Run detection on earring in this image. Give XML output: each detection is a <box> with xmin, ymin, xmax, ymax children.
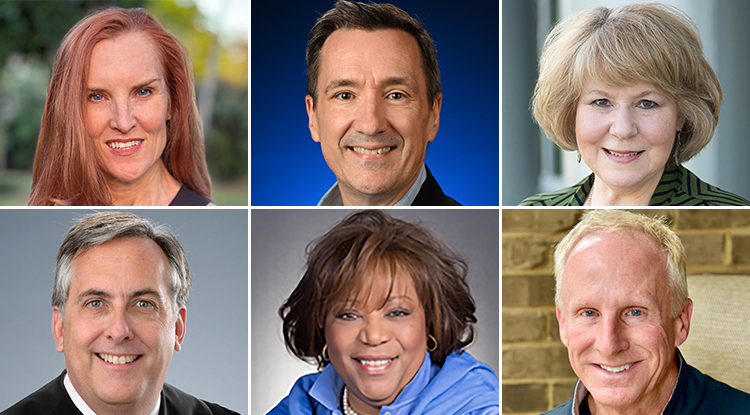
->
<box><xmin>322</xmin><ymin>344</ymin><xmax>329</xmax><ymax>360</ymax></box>
<box><xmin>427</xmin><ymin>334</ymin><xmax>438</xmax><ymax>352</ymax></box>
<box><xmin>576</xmin><ymin>150</ymin><xmax>582</xmax><ymax>164</ymax></box>
<box><xmin>674</xmin><ymin>130</ymin><xmax>682</xmax><ymax>165</ymax></box>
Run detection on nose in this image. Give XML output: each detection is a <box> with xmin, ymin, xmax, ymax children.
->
<box><xmin>358</xmin><ymin>317</ymin><xmax>391</xmax><ymax>346</ymax></box>
<box><xmin>352</xmin><ymin>93</ymin><xmax>388</xmax><ymax>136</ymax></box>
<box><xmin>104</xmin><ymin>309</ymin><xmax>133</xmax><ymax>343</ymax></box>
<box><xmin>595</xmin><ymin>314</ymin><xmax>629</xmax><ymax>356</ymax></box>
<box><xmin>609</xmin><ymin>106</ymin><xmax>638</xmax><ymax>139</ymax></box>
<box><xmin>109</xmin><ymin>99</ymin><xmax>137</xmax><ymax>134</ymax></box>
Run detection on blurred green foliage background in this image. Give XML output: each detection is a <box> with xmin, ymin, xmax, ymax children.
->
<box><xmin>0</xmin><ymin>0</ymin><xmax>248</xmax><ymax>205</ymax></box>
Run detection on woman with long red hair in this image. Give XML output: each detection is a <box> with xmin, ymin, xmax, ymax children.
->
<box><xmin>28</xmin><ymin>7</ymin><xmax>212</xmax><ymax>206</ymax></box>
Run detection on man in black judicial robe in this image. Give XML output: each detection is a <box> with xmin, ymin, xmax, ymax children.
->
<box><xmin>1</xmin><ymin>212</ymin><xmax>240</xmax><ymax>415</ymax></box>
<box><xmin>2</xmin><ymin>371</ymin><xmax>238</xmax><ymax>415</ymax></box>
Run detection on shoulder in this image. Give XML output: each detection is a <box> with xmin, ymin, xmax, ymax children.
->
<box><xmin>266</xmin><ymin>372</ymin><xmax>322</xmax><ymax>415</ymax></box>
<box><xmin>413</xmin><ymin>165</ymin><xmax>462</xmax><ymax>206</ymax></box>
<box><xmin>655</xmin><ymin>166</ymin><xmax>750</xmax><ymax>206</ymax></box>
<box><xmin>416</xmin><ymin>351</ymin><xmax>498</xmax><ymax>414</ymax></box>
<box><xmin>162</xmin><ymin>383</ymin><xmax>240</xmax><ymax>415</ymax></box>
<box><xmin>2</xmin><ymin>373</ymin><xmax>77</xmax><ymax>415</ymax></box>
<box><xmin>169</xmin><ymin>185</ymin><xmax>213</xmax><ymax>206</ymax></box>
<box><xmin>519</xmin><ymin>176</ymin><xmax>591</xmax><ymax>206</ymax></box>
<box><xmin>693</xmin><ymin>368</ymin><xmax>750</xmax><ymax>412</ymax></box>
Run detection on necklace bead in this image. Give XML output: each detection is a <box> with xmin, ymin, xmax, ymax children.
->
<box><xmin>342</xmin><ymin>386</ymin><xmax>360</xmax><ymax>415</ymax></box>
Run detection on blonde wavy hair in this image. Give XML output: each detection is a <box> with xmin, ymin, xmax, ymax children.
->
<box><xmin>532</xmin><ymin>3</ymin><xmax>721</xmax><ymax>165</ymax></box>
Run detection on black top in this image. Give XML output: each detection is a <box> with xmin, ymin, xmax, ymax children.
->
<box><xmin>412</xmin><ymin>165</ymin><xmax>462</xmax><ymax>206</ymax></box>
<box><xmin>543</xmin><ymin>350</ymin><xmax>750</xmax><ymax>414</ymax></box>
<box><xmin>169</xmin><ymin>185</ymin><xmax>213</xmax><ymax>206</ymax></box>
<box><xmin>1</xmin><ymin>371</ymin><xmax>240</xmax><ymax>415</ymax></box>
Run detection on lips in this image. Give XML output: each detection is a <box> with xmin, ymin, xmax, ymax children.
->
<box><xmin>351</xmin><ymin>146</ymin><xmax>394</xmax><ymax>155</ymax></box>
<box><xmin>604</xmin><ymin>148</ymin><xmax>644</xmax><ymax>157</ymax></box>
<box><xmin>97</xmin><ymin>353</ymin><xmax>142</xmax><ymax>365</ymax></box>
<box><xmin>353</xmin><ymin>356</ymin><xmax>396</xmax><ymax>374</ymax></box>
<box><xmin>105</xmin><ymin>139</ymin><xmax>144</xmax><ymax>156</ymax></box>
<box><xmin>597</xmin><ymin>362</ymin><xmax>635</xmax><ymax>374</ymax></box>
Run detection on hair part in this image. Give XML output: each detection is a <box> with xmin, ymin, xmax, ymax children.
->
<box><xmin>53</xmin><ymin>212</ymin><xmax>192</xmax><ymax>321</ymax></box>
<box><xmin>279</xmin><ymin>210</ymin><xmax>476</xmax><ymax>369</ymax></box>
<box><xmin>532</xmin><ymin>3</ymin><xmax>721</xmax><ymax>164</ymax></box>
<box><xmin>306</xmin><ymin>0</ymin><xmax>441</xmax><ymax>109</ymax></box>
<box><xmin>554</xmin><ymin>210</ymin><xmax>688</xmax><ymax>318</ymax></box>
<box><xmin>28</xmin><ymin>6</ymin><xmax>211</xmax><ymax>205</ymax></box>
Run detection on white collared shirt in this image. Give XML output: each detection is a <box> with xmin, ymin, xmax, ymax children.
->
<box><xmin>64</xmin><ymin>373</ymin><xmax>160</xmax><ymax>415</ymax></box>
<box><xmin>317</xmin><ymin>163</ymin><xmax>427</xmax><ymax>206</ymax></box>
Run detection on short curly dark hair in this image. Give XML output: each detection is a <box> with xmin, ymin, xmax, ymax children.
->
<box><xmin>279</xmin><ymin>210</ymin><xmax>476</xmax><ymax>369</ymax></box>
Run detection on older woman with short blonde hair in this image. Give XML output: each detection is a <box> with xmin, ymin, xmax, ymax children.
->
<box><xmin>521</xmin><ymin>3</ymin><xmax>749</xmax><ymax>206</ymax></box>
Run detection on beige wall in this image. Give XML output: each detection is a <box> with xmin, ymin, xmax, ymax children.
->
<box><xmin>502</xmin><ymin>209</ymin><xmax>750</xmax><ymax>414</ymax></box>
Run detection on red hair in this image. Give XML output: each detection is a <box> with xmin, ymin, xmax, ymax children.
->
<box><xmin>28</xmin><ymin>7</ymin><xmax>211</xmax><ymax>205</ymax></box>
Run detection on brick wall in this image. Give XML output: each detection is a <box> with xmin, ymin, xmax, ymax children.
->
<box><xmin>501</xmin><ymin>209</ymin><xmax>750</xmax><ymax>414</ymax></box>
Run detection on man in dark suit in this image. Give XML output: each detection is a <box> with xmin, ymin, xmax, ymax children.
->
<box><xmin>306</xmin><ymin>1</ymin><xmax>460</xmax><ymax>206</ymax></box>
<box><xmin>2</xmin><ymin>212</ymin><xmax>238</xmax><ymax>415</ymax></box>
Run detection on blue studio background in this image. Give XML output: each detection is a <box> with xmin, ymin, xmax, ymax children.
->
<box><xmin>251</xmin><ymin>0</ymin><xmax>499</xmax><ymax>206</ymax></box>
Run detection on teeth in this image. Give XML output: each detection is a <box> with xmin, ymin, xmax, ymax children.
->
<box><xmin>358</xmin><ymin>358</ymin><xmax>393</xmax><ymax>366</ymax></box>
<box><xmin>98</xmin><ymin>353</ymin><xmax>139</xmax><ymax>364</ymax></box>
<box><xmin>606</xmin><ymin>149</ymin><xmax>641</xmax><ymax>157</ymax></box>
<box><xmin>352</xmin><ymin>146</ymin><xmax>393</xmax><ymax>155</ymax></box>
<box><xmin>107</xmin><ymin>140</ymin><xmax>142</xmax><ymax>150</ymax></box>
<box><xmin>599</xmin><ymin>363</ymin><xmax>633</xmax><ymax>373</ymax></box>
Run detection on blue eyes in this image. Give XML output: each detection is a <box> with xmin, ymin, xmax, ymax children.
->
<box><xmin>89</xmin><ymin>300</ymin><xmax>103</xmax><ymax>308</ymax></box>
<box><xmin>580</xmin><ymin>309</ymin><xmax>643</xmax><ymax>317</ymax></box>
<box><xmin>87</xmin><ymin>88</ymin><xmax>152</xmax><ymax>102</ymax></box>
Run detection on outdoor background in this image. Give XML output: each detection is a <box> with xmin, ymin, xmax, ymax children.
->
<box><xmin>503</xmin><ymin>0</ymin><xmax>750</xmax><ymax>205</ymax></box>
<box><xmin>503</xmin><ymin>208</ymin><xmax>750</xmax><ymax>414</ymax></box>
<box><xmin>0</xmin><ymin>0</ymin><xmax>248</xmax><ymax>205</ymax></box>
<box><xmin>0</xmin><ymin>209</ymin><xmax>248</xmax><ymax>414</ymax></box>
<box><xmin>251</xmin><ymin>0</ymin><xmax>500</xmax><ymax>206</ymax></box>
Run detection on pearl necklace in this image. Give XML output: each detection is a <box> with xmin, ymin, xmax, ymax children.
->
<box><xmin>342</xmin><ymin>386</ymin><xmax>360</xmax><ymax>415</ymax></box>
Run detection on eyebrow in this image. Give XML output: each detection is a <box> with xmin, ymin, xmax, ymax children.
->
<box><xmin>76</xmin><ymin>288</ymin><xmax>162</xmax><ymax>303</ymax></box>
<box><xmin>323</xmin><ymin>76</ymin><xmax>418</xmax><ymax>95</ymax></box>
<box><xmin>86</xmin><ymin>78</ymin><xmax>161</xmax><ymax>92</ymax></box>
<box><xmin>583</xmin><ymin>89</ymin><xmax>663</xmax><ymax>99</ymax></box>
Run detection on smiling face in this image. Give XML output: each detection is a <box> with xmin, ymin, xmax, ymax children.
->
<box><xmin>556</xmin><ymin>231</ymin><xmax>691</xmax><ymax>414</ymax></box>
<box><xmin>576</xmin><ymin>80</ymin><xmax>683</xmax><ymax>196</ymax></box>
<box><xmin>306</xmin><ymin>28</ymin><xmax>441</xmax><ymax>206</ymax></box>
<box><xmin>84</xmin><ymin>31</ymin><xmax>171</xmax><ymax>188</ymax></box>
<box><xmin>53</xmin><ymin>237</ymin><xmax>185</xmax><ymax>415</ymax></box>
<box><xmin>324</xmin><ymin>264</ymin><xmax>427</xmax><ymax>413</ymax></box>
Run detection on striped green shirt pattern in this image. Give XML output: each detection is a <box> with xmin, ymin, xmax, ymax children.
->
<box><xmin>519</xmin><ymin>165</ymin><xmax>750</xmax><ymax>206</ymax></box>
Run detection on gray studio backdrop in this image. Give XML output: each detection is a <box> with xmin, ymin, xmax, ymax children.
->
<box><xmin>0</xmin><ymin>209</ymin><xmax>248</xmax><ymax>414</ymax></box>
<box><xmin>251</xmin><ymin>209</ymin><xmax>500</xmax><ymax>414</ymax></box>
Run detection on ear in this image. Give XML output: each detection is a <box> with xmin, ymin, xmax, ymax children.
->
<box><xmin>556</xmin><ymin>306</ymin><xmax>569</xmax><ymax>348</ymax></box>
<box><xmin>174</xmin><ymin>307</ymin><xmax>187</xmax><ymax>352</ymax></box>
<box><xmin>306</xmin><ymin>94</ymin><xmax>320</xmax><ymax>143</ymax></box>
<box><xmin>427</xmin><ymin>93</ymin><xmax>442</xmax><ymax>143</ymax></box>
<box><xmin>673</xmin><ymin>299</ymin><xmax>693</xmax><ymax>347</ymax></box>
<box><xmin>53</xmin><ymin>306</ymin><xmax>65</xmax><ymax>353</ymax></box>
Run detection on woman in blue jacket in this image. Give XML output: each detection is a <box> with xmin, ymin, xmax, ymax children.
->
<box><xmin>269</xmin><ymin>210</ymin><xmax>499</xmax><ymax>415</ymax></box>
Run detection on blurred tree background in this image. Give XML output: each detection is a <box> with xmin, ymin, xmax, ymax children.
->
<box><xmin>0</xmin><ymin>0</ymin><xmax>247</xmax><ymax>205</ymax></box>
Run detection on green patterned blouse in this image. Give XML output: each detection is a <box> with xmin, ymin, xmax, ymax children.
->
<box><xmin>519</xmin><ymin>165</ymin><xmax>750</xmax><ymax>206</ymax></box>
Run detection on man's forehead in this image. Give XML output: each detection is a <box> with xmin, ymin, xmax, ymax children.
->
<box><xmin>319</xmin><ymin>28</ymin><xmax>423</xmax><ymax>79</ymax></box>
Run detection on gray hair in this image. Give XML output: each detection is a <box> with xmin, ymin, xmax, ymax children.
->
<box><xmin>52</xmin><ymin>212</ymin><xmax>191</xmax><ymax>319</ymax></box>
